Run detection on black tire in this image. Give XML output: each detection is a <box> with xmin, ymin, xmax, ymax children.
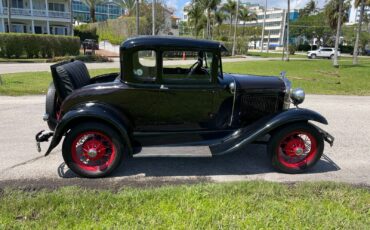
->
<box><xmin>311</xmin><ymin>54</ymin><xmax>316</xmax><ymax>59</ymax></box>
<box><xmin>267</xmin><ymin>122</ymin><xmax>324</xmax><ymax>174</ymax></box>
<box><xmin>330</xmin><ymin>54</ymin><xmax>334</xmax><ymax>59</ymax></box>
<box><xmin>62</xmin><ymin>122</ymin><xmax>126</xmax><ymax>178</ymax></box>
<box><xmin>45</xmin><ymin>82</ymin><xmax>58</xmax><ymax>130</ymax></box>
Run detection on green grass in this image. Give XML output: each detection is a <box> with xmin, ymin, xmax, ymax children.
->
<box><xmin>223</xmin><ymin>59</ymin><xmax>370</xmax><ymax>95</ymax></box>
<box><xmin>0</xmin><ymin>69</ymin><xmax>118</xmax><ymax>96</ymax></box>
<box><xmin>246</xmin><ymin>51</ymin><xmax>305</xmax><ymax>58</ymax></box>
<box><xmin>0</xmin><ymin>181</ymin><xmax>369</xmax><ymax>229</ymax></box>
<box><xmin>1</xmin><ymin>59</ymin><xmax>370</xmax><ymax>96</ymax></box>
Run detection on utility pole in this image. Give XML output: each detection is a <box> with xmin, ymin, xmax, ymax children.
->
<box><xmin>285</xmin><ymin>0</ymin><xmax>290</xmax><ymax>61</ymax></box>
<box><xmin>232</xmin><ymin>0</ymin><xmax>239</xmax><ymax>56</ymax></box>
<box><xmin>152</xmin><ymin>0</ymin><xmax>155</xmax><ymax>36</ymax></box>
<box><xmin>260</xmin><ymin>0</ymin><xmax>267</xmax><ymax>52</ymax></box>
<box><xmin>135</xmin><ymin>0</ymin><xmax>140</xmax><ymax>35</ymax></box>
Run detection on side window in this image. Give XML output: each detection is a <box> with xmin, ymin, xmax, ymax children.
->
<box><xmin>133</xmin><ymin>50</ymin><xmax>157</xmax><ymax>81</ymax></box>
<box><xmin>162</xmin><ymin>50</ymin><xmax>213</xmax><ymax>83</ymax></box>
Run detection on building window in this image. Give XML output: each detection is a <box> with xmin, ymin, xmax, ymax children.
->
<box><xmin>49</xmin><ymin>3</ymin><xmax>65</xmax><ymax>12</ymax></box>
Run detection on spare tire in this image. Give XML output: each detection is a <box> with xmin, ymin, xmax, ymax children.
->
<box><xmin>45</xmin><ymin>82</ymin><xmax>59</xmax><ymax>130</ymax></box>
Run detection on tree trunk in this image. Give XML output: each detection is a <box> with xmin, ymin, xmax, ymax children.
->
<box><xmin>333</xmin><ymin>0</ymin><xmax>343</xmax><ymax>68</ymax></box>
<box><xmin>136</xmin><ymin>0</ymin><xmax>139</xmax><ymax>35</ymax></box>
<box><xmin>353</xmin><ymin>0</ymin><xmax>365</xmax><ymax>65</ymax></box>
<box><xmin>229</xmin><ymin>15</ymin><xmax>233</xmax><ymax>37</ymax></box>
<box><xmin>207</xmin><ymin>9</ymin><xmax>211</xmax><ymax>39</ymax></box>
<box><xmin>152</xmin><ymin>0</ymin><xmax>155</xmax><ymax>35</ymax></box>
<box><xmin>7</xmin><ymin>0</ymin><xmax>11</xmax><ymax>33</ymax></box>
<box><xmin>232</xmin><ymin>0</ymin><xmax>239</xmax><ymax>56</ymax></box>
<box><xmin>90</xmin><ymin>6</ymin><xmax>96</xmax><ymax>23</ymax></box>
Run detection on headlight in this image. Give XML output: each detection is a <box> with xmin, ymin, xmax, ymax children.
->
<box><xmin>291</xmin><ymin>88</ymin><xmax>305</xmax><ymax>105</ymax></box>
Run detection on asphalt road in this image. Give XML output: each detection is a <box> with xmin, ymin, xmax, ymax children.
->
<box><xmin>0</xmin><ymin>95</ymin><xmax>369</xmax><ymax>187</ymax></box>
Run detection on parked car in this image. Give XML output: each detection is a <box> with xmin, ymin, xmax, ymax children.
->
<box><xmin>36</xmin><ymin>36</ymin><xmax>334</xmax><ymax>178</ymax></box>
<box><xmin>307</xmin><ymin>48</ymin><xmax>340</xmax><ymax>59</ymax></box>
<box><xmin>82</xmin><ymin>39</ymin><xmax>99</xmax><ymax>50</ymax></box>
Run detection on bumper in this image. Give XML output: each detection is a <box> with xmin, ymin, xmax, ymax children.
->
<box><xmin>35</xmin><ymin>130</ymin><xmax>54</xmax><ymax>152</ymax></box>
<box><xmin>310</xmin><ymin>123</ymin><xmax>334</xmax><ymax>147</ymax></box>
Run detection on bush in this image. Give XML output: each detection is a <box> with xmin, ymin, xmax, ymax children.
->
<box><xmin>297</xmin><ymin>44</ymin><xmax>317</xmax><ymax>51</ymax></box>
<box><xmin>0</xmin><ymin>33</ymin><xmax>80</xmax><ymax>58</ymax></box>
<box><xmin>339</xmin><ymin>45</ymin><xmax>354</xmax><ymax>54</ymax></box>
<box><xmin>47</xmin><ymin>54</ymin><xmax>112</xmax><ymax>63</ymax></box>
<box><xmin>74</xmin><ymin>25</ymin><xmax>99</xmax><ymax>42</ymax></box>
<box><xmin>221</xmin><ymin>38</ymin><xmax>249</xmax><ymax>56</ymax></box>
<box><xmin>288</xmin><ymin>45</ymin><xmax>296</xmax><ymax>55</ymax></box>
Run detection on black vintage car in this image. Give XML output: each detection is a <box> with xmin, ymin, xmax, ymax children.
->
<box><xmin>36</xmin><ymin>36</ymin><xmax>334</xmax><ymax>178</ymax></box>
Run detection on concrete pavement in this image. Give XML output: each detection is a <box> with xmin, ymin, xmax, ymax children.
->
<box><xmin>0</xmin><ymin>95</ymin><xmax>369</xmax><ymax>186</ymax></box>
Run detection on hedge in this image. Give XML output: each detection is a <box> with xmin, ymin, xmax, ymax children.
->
<box><xmin>0</xmin><ymin>33</ymin><xmax>80</xmax><ymax>58</ymax></box>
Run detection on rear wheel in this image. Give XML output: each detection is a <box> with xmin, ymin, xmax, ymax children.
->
<box><xmin>330</xmin><ymin>54</ymin><xmax>334</xmax><ymax>59</ymax></box>
<box><xmin>268</xmin><ymin>123</ymin><xmax>324</xmax><ymax>173</ymax></box>
<box><xmin>62</xmin><ymin>122</ymin><xmax>125</xmax><ymax>178</ymax></box>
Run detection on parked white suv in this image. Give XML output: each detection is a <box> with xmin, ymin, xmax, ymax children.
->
<box><xmin>307</xmin><ymin>48</ymin><xmax>340</xmax><ymax>59</ymax></box>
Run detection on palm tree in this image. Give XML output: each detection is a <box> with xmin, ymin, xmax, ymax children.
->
<box><xmin>114</xmin><ymin>0</ymin><xmax>136</xmax><ymax>16</ymax></box>
<box><xmin>299</xmin><ymin>0</ymin><xmax>317</xmax><ymax>18</ymax></box>
<box><xmin>6</xmin><ymin>0</ymin><xmax>11</xmax><ymax>32</ymax></box>
<box><xmin>231</xmin><ymin>0</ymin><xmax>239</xmax><ymax>56</ymax></box>
<box><xmin>198</xmin><ymin>0</ymin><xmax>221</xmax><ymax>39</ymax></box>
<box><xmin>324</xmin><ymin>0</ymin><xmax>350</xmax><ymax>67</ymax></box>
<box><xmin>81</xmin><ymin>0</ymin><xmax>106</xmax><ymax>23</ymax></box>
<box><xmin>186</xmin><ymin>1</ymin><xmax>204</xmax><ymax>38</ymax></box>
<box><xmin>353</xmin><ymin>0</ymin><xmax>370</xmax><ymax>64</ymax></box>
<box><xmin>239</xmin><ymin>6</ymin><xmax>257</xmax><ymax>36</ymax></box>
<box><xmin>221</xmin><ymin>0</ymin><xmax>236</xmax><ymax>37</ymax></box>
<box><xmin>214</xmin><ymin>10</ymin><xmax>226</xmax><ymax>36</ymax></box>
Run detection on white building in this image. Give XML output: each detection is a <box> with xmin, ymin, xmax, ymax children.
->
<box><xmin>0</xmin><ymin>0</ymin><xmax>72</xmax><ymax>35</ymax></box>
<box><xmin>348</xmin><ymin>0</ymin><xmax>370</xmax><ymax>24</ymax></box>
<box><xmin>242</xmin><ymin>5</ymin><xmax>299</xmax><ymax>48</ymax></box>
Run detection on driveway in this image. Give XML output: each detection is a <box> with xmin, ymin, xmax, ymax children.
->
<box><xmin>0</xmin><ymin>95</ymin><xmax>369</xmax><ymax>187</ymax></box>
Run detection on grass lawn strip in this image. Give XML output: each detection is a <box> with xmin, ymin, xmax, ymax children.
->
<box><xmin>0</xmin><ymin>181</ymin><xmax>369</xmax><ymax>228</ymax></box>
<box><xmin>0</xmin><ymin>59</ymin><xmax>370</xmax><ymax>96</ymax></box>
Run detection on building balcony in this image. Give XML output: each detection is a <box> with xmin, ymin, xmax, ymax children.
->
<box><xmin>1</xmin><ymin>7</ymin><xmax>71</xmax><ymax>19</ymax></box>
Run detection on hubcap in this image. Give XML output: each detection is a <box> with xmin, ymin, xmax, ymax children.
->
<box><xmin>277</xmin><ymin>130</ymin><xmax>318</xmax><ymax>168</ymax></box>
<box><xmin>71</xmin><ymin>131</ymin><xmax>116</xmax><ymax>172</ymax></box>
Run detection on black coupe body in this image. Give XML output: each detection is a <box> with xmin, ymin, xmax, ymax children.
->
<box><xmin>36</xmin><ymin>36</ymin><xmax>334</xmax><ymax>177</ymax></box>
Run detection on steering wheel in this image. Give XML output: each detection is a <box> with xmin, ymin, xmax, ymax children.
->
<box><xmin>187</xmin><ymin>60</ymin><xmax>201</xmax><ymax>77</ymax></box>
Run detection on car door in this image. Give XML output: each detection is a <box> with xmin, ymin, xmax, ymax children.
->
<box><xmin>155</xmin><ymin>50</ymin><xmax>220</xmax><ymax>131</ymax></box>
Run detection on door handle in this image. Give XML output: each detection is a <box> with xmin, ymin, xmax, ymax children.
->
<box><xmin>160</xmin><ymin>85</ymin><xmax>169</xmax><ymax>90</ymax></box>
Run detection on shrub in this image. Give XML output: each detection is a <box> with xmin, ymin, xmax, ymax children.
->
<box><xmin>0</xmin><ymin>33</ymin><xmax>80</xmax><ymax>58</ymax></box>
<box><xmin>288</xmin><ymin>45</ymin><xmax>296</xmax><ymax>55</ymax></box>
<box><xmin>47</xmin><ymin>54</ymin><xmax>112</xmax><ymax>63</ymax></box>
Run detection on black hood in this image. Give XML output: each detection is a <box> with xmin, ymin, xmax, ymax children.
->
<box><xmin>223</xmin><ymin>73</ymin><xmax>285</xmax><ymax>92</ymax></box>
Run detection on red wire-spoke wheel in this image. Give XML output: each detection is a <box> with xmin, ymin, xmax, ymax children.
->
<box><xmin>62</xmin><ymin>122</ymin><xmax>125</xmax><ymax>178</ymax></box>
<box><xmin>268</xmin><ymin>123</ymin><xmax>324</xmax><ymax>173</ymax></box>
<box><xmin>71</xmin><ymin>131</ymin><xmax>116</xmax><ymax>172</ymax></box>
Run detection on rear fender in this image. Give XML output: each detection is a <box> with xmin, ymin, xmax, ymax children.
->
<box><xmin>44</xmin><ymin>103</ymin><xmax>133</xmax><ymax>156</ymax></box>
<box><xmin>210</xmin><ymin>108</ymin><xmax>330</xmax><ymax>155</ymax></box>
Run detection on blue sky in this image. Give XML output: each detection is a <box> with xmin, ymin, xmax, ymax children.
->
<box><xmin>165</xmin><ymin>0</ymin><xmax>328</xmax><ymax>18</ymax></box>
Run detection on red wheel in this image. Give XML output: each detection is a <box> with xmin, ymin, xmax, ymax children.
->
<box><xmin>62</xmin><ymin>122</ymin><xmax>125</xmax><ymax>178</ymax></box>
<box><xmin>268</xmin><ymin>123</ymin><xmax>324</xmax><ymax>173</ymax></box>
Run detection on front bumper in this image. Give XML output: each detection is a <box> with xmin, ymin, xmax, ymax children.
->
<box><xmin>310</xmin><ymin>123</ymin><xmax>335</xmax><ymax>147</ymax></box>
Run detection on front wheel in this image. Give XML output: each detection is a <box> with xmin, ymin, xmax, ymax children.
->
<box><xmin>267</xmin><ymin>123</ymin><xmax>324</xmax><ymax>174</ymax></box>
<box><xmin>62</xmin><ymin>122</ymin><xmax>126</xmax><ymax>178</ymax></box>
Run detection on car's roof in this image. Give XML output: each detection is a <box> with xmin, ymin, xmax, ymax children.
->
<box><xmin>120</xmin><ymin>36</ymin><xmax>227</xmax><ymax>52</ymax></box>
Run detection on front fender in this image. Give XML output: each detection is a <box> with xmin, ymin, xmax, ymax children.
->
<box><xmin>211</xmin><ymin>108</ymin><xmax>330</xmax><ymax>155</ymax></box>
<box><xmin>44</xmin><ymin>103</ymin><xmax>133</xmax><ymax>156</ymax></box>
